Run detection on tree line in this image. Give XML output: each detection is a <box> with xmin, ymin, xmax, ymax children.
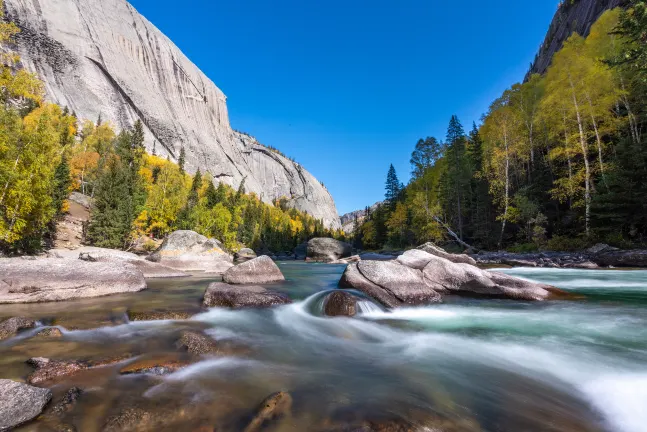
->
<box><xmin>354</xmin><ymin>4</ymin><xmax>647</xmax><ymax>252</ymax></box>
<box><xmin>0</xmin><ymin>4</ymin><xmax>341</xmax><ymax>254</ymax></box>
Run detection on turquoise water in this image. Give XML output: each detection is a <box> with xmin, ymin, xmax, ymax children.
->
<box><xmin>1</xmin><ymin>263</ymin><xmax>646</xmax><ymax>431</ymax></box>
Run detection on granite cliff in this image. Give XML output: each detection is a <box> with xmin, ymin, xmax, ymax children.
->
<box><xmin>528</xmin><ymin>0</ymin><xmax>627</xmax><ymax>77</ymax></box>
<box><xmin>3</xmin><ymin>0</ymin><xmax>341</xmax><ymax>229</ymax></box>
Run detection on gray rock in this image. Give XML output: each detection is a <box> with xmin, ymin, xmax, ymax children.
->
<box><xmin>323</xmin><ymin>291</ymin><xmax>358</xmax><ymax>317</ymax></box>
<box><xmin>234</xmin><ymin>248</ymin><xmax>257</xmax><ymax>263</ymax></box>
<box><xmin>222</xmin><ymin>256</ymin><xmax>285</xmax><ymax>284</ymax></box>
<box><xmin>329</xmin><ymin>255</ymin><xmax>361</xmax><ymax>265</ymax></box>
<box><xmin>339</xmin><ymin>263</ymin><xmax>401</xmax><ymax>308</ymax></box>
<box><xmin>593</xmin><ymin>250</ymin><xmax>647</xmax><ymax>268</ymax></box>
<box><xmin>147</xmin><ymin>230</ymin><xmax>233</xmax><ymax>274</ymax></box>
<box><xmin>26</xmin><ymin>357</ymin><xmax>88</xmax><ymax>384</ymax></box>
<box><xmin>0</xmin><ymin>316</ymin><xmax>36</xmax><ymax>341</ymax></box>
<box><xmin>77</xmin><ymin>247</ymin><xmax>188</xmax><ymax>278</ymax></box>
<box><xmin>340</xmin><ymin>250</ymin><xmax>562</xmax><ymax>307</ymax></box>
<box><xmin>358</xmin><ymin>252</ymin><xmax>396</xmax><ymax>261</ymax></box>
<box><xmin>358</xmin><ymin>260</ymin><xmax>442</xmax><ymax>305</ymax></box>
<box><xmin>0</xmin><ymin>379</ymin><xmax>52</xmax><ymax>431</ymax></box>
<box><xmin>0</xmin><ymin>258</ymin><xmax>146</xmax><ymax>304</ymax></box>
<box><xmin>307</xmin><ymin>238</ymin><xmax>352</xmax><ymax>262</ymax></box>
<box><xmin>4</xmin><ymin>0</ymin><xmax>341</xmax><ymax>230</ymax></box>
<box><xmin>417</xmin><ymin>242</ymin><xmax>477</xmax><ymax>265</ymax></box>
<box><xmin>203</xmin><ymin>283</ymin><xmax>291</xmax><ymax>309</ymax></box>
<box><xmin>68</xmin><ymin>192</ymin><xmax>92</xmax><ymax>209</ymax></box>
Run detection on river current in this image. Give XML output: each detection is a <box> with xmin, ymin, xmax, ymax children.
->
<box><xmin>1</xmin><ymin>263</ymin><xmax>646</xmax><ymax>431</ymax></box>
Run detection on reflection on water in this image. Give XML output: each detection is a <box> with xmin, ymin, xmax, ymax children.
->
<box><xmin>1</xmin><ymin>263</ymin><xmax>646</xmax><ymax>431</ymax></box>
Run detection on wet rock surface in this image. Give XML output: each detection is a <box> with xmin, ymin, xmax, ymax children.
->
<box><xmin>323</xmin><ymin>291</ymin><xmax>358</xmax><ymax>317</ymax></box>
<box><xmin>244</xmin><ymin>391</ymin><xmax>293</xmax><ymax>432</ymax></box>
<box><xmin>26</xmin><ymin>357</ymin><xmax>88</xmax><ymax>385</ymax></box>
<box><xmin>127</xmin><ymin>310</ymin><xmax>194</xmax><ymax>321</ymax></box>
<box><xmin>203</xmin><ymin>283</ymin><xmax>292</xmax><ymax>309</ymax></box>
<box><xmin>308</xmin><ymin>238</ymin><xmax>353</xmax><ymax>262</ymax></box>
<box><xmin>0</xmin><ymin>316</ymin><xmax>36</xmax><ymax>341</ymax></box>
<box><xmin>223</xmin><ymin>256</ymin><xmax>286</xmax><ymax>284</ymax></box>
<box><xmin>0</xmin><ymin>258</ymin><xmax>147</xmax><ymax>304</ymax></box>
<box><xmin>235</xmin><ymin>248</ymin><xmax>257</xmax><ymax>263</ymax></box>
<box><xmin>0</xmin><ymin>379</ymin><xmax>52</xmax><ymax>431</ymax></box>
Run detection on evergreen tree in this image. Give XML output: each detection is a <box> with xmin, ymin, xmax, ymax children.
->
<box><xmin>410</xmin><ymin>137</ymin><xmax>442</xmax><ymax>179</ymax></box>
<box><xmin>385</xmin><ymin>164</ymin><xmax>402</xmax><ymax>205</ymax></box>
<box><xmin>465</xmin><ymin>123</ymin><xmax>492</xmax><ymax>245</ymax></box>
<box><xmin>178</xmin><ymin>146</ymin><xmax>186</xmax><ymax>175</ymax></box>
<box><xmin>51</xmin><ymin>157</ymin><xmax>72</xmax><ymax>217</ymax></box>
<box><xmin>440</xmin><ymin>115</ymin><xmax>470</xmax><ymax>240</ymax></box>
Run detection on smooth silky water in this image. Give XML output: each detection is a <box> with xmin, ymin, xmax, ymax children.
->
<box><xmin>1</xmin><ymin>263</ymin><xmax>646</xmax><ymax>431</ymax></box>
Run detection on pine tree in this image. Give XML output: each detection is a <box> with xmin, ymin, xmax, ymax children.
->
<box><xmin>440</xmin><ymin>115</ymin><xmax>470</xmax><ymax>240</ymax></box>
<box><xmin>466</xmin><ymin>123</ymin><xmax>492</xmax><ymax>246</ymax></box>
<box><xmin>51</xmin><ymin>157</ymin><xmax>72</xmax><ymax>217</ymax></box>
<box><xmin>385</xmin><ymin>164</ymin><xmax>401</xmax><ymax>205</ymax></box>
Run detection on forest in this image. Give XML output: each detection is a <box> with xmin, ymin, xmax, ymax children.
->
<box><xmin>0</xmin><ymin>1</ymin><xmax>341</xmax><ymax>254</ymax></box>
<box><xmin>354</xmin><ymin>4</ymin><xmax>647</xmax><ymax>252</ymax></box>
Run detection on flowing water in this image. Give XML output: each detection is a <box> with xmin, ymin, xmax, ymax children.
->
<box><xmin>1</xmin><ymin>263</ymin><xmax>647</xmax><ymax>431</ymax></box>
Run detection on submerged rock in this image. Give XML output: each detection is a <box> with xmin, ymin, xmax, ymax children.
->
<box><xmin>0</xmin><ymin>316</ymin><xmax>36</xmax><ymax>341</ymax></box>
<box><xmin>244</xmin><ymin>391</ymin><xmax>293</xmax><ymax>432</ymax></box>
<box><xmin>176</xmin><ymin>331</ymin><xmax>219</xmax><ymax>356</ymax></box>
<box><xmin>118</xmin><ymin>354</ymin><xmax>191</xmax><ymax>376</ymax></box>
<box><xmin>147</xmin><ymin>230</ymin><xmax>233</xmax><ymax>274</ymax></box>
<box><xmin>127</xmin><ymin>310</ymin><xmax>194</xmax><ymax>321</ymax></box>
<box><xmin>223</xmin><ymin>256</ymin><xmax>285</xmax><ymax>284</ymax></box>
<box><xmin>34</xmin><ymin>327</ymin><xmax>64</xmax><ymax>338</ymax></box>
<box><xmin>323</xmin><ymin>291</ymin><xmax>358</xmax><ymax>317</ymax></box>
<box><xmin>26</xmin><ymin>357</ymin><xmax>88</xmax><ymax>385</ymax></box>
<box><xmin>0</xmin><ymin>379</ymin><xmax>52</xmax><ymax>431</ymax></box>
<box><xmin>235</xmin><ymin>248</ymin><xmax>258</xmax><ymax>263</ymax></box>
<box><xmin>340</xmin><ymin>248</ymin><xmax>562</xmax><ymax>307</ymax></box>
<box><xmin>203</xmin><ymin>283</ymin><xmax>291</xmax><ymax>309</ymax></box>
<box><xmin>307</xmin><ymin>238</ymin><xmax>352</xmax><ymax>262</ymax></box>
<box><xmin>0</xmin><ymin>258</ymin><xmax>146</xmax><ymax>304</ymax></box>
<box><xmin>417</xmin><ymin>242</ymin><xmax>477</xmax><ymax>265</ymax></box>
<box><xmin>51</xmin><ymin>387</ymin><xmax>84</xmax><ymax>415</ymax></box>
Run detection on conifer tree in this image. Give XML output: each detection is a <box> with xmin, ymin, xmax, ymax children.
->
<box><xmin>385</xmin><ymin>164</ymin><xmax>402</xmax><ymax>206</ymax></box>
<box><xmin>178</xmin><ymin>146</ymin><xmax>186</xmax><ymax>174</ymax></box>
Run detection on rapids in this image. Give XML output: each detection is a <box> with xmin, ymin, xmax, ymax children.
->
<box><xmin>1</xmin><ymin>262</ymin><xmax>646</xmax><ymax>431</ymax></box>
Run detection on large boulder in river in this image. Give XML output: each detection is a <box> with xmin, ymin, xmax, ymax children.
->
<box><xmin>307</xmin><ymin>238</ymin><xmax>352</xmax><ymax>262</ymax></box>
<box><xmin>75</xmin><ymin>247</ymin><xmax>188</xmax><ymax>278</ymax></box>
<box><xmin>0</xmin><ymin>379</ymin><xmax>52</xmax><ymax>430</ymax></box>
<box><xmin>203</xmin><ymin>283</ymin><xmax>291</xmax><ymax>308</ymax></box>
<box><xmin>340</xmin><ymin>249</ymin><xmax>560</xmax><ymax>308</ymax></box>
<box><xmin>234</xmin><ymin>248</ymin><xmax>257</xmax><ymax>263</ymax></box>
<box><xmin>592</xmin><ymin>249</ymin><xmax>647</xmax><ymax>268</ymax></box>
<box><xmin>223</xmin><ymin>256</ymin><xmax>285</xmax><ymax>284</ymax></box>
<box><xmin>0</xmin><ymin>258</ymin><xmax>146</xmax><ymax>304</ymax></box>
<box><xmin>417</xmin><ymin>242</ymin><xmax>477</xmax><ymax>265</ymax></box>
<box><xmin>323</xmin><ymin>291</ymin><xmax>358</xmax><ymax>317</ymax></box>
<box><xmin>147</xmin><ymin>230</ymin><xmax>233</xmax><ymax>273</ymax></box>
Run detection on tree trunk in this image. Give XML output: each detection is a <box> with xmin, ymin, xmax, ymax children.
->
<box><xmin>499</xmin><ymin>128</ymin><xmax>510</xmax><ymax>248</ymax></box>
<box><xmin>570</xmin><ymin>79</ymin><xmax>591</xmax><ymax>237</ymax></box>
<box><xmin>585</xmin><ymin>92</ymin><xmax>609</xmax><ymax>192</ymax></box>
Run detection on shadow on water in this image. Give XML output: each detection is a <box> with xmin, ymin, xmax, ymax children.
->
<box><xmin>1</xmin><ymin>263</ymin><xmax>646</xmax><ymax>431</ymax></box>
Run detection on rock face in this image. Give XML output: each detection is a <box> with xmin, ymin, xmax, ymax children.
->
<box><xmin>147</xmin><ymin>230</ymin><xmax>233</xmax><ymax>273</ymax></box>
<box><xmin>307</xmin><ymin>238</ymin><xmax>352</xmax><ymax>262</ymax></box>
<box><xmin>529</xmin><ymin>0</ymin><xmax>625</xmax><ymax>76</ymax></box>
<box><xmin>4</xmin><ymin>0</ymin><xmax>341</xmax><ymax>230</ymax></box>
<box><xmin>203</xmin><ymin>282</ymin><xmax>291</xmax><ymax>309</ymax></box>
<box><xmin>0</xmin><ymin>379</ymin><xmax>52</xmax><ymax>431</ymax></box>
<box><xmin>223</xmin><ymin>256</ymin><xmax>285</xmax><ymax>284</ymax></box>
<box><xmin>593</xmin><ymin>249</ymin><xmax>647</xmax><ymax>268</ymax></box>
<box><xmin>339</xmin><ymin>201</ymin><xmax>382</xmax><ymax>234</ymax></box>
<box><xmin>340</xmin><ymin>249</ymin><xmax>561</xmax><ymax>308</ymax></box>
<box><xmin>0</xmin><ymin>258</ymin><xmax>146</xmax><ymax>304</ymax></box>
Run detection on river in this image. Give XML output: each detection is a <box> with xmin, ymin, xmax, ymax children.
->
<box><xmin>1</xmin><ymin>263</ymin><xmax>646</xmax><ymax>431</ymax></box>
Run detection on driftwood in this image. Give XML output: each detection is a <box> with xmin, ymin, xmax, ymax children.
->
<box><xmin>432</xmin><ymin>216</ymin><xmax>479</xmax><ymax>253</ymax></box>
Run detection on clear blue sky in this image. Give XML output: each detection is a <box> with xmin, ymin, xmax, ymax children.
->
<box><xmin>129</xmin><ymin>0</ymin><xmax>558</xmax><ymax>215</ymax></box>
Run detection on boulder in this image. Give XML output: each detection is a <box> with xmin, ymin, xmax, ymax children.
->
<box><xmin>147</xmin><ymin>230</ymin><xmax>233</xmax><ymax>273</ymax></box>
<box><xmin>244</xmin><ymin>391</ymin><xmax>293</xmax><ymax>432</ymax></box>
<box><xmin>417</xmin><ymin>242</ymin><xmax>477</xmax><ymax>265</ymax></box>
<box><xmin>127</xmin><ymin>310</ymin><xmax>194</xmax><ymax>321</ymax></box>
<box><xmin>330</xmin><ymin>255</ymin><xmax>361</xmax><ymax>265</ymax></box>
<box><xmin>0</xmin><ymin>316</ymin><xmax>36</xmax><ymax>341</ymax></box>
<box><xmin>77</xmin><ymin>247</ymin><xmax>188</xmax><ymax>278</ymax></box>
<box><xmin>0</xmin><ymin>258</ymin><xmax>146</xmax><ymax>304</ymax></box>
<box><xmin>203</xmin><ymin>283</ymin><xmax>291</xmax><ymax>309</ymax></box>
<box><xmin>294</xmin><ymin>242</ymin><xmax>308</xmax><ymax>260</ymax></box>
<box><xmin>0</xmin><ymin>379</ymin><xmax>52</xmax><ymax>431</ymax></box>
<box><xmin>234</xmin><ymin>248</ymin><xmax>257</xmax><ymax>263</ymax></box>
<box><xmin>307</xmin><ymin>238</ymin><xmax>352</xmax><ymax>262</ymax></box>
<box><xmin>323</xmin><ymin>291</ymin><xmax>358</xmax><ymax>317</ymax></box>
<box><xmin>223</xmin><ymin>256</ymin><xmax>285</xmax><ymax>284</ymax></box>
<box><xmin>176</xmin><ymin>331</ymin><xmax>220</xmax><ymax>356</ymax></box>
<box><xmin>34</xmin><ymin>328</ymin><xmax>64</xmax><ymax>338</ymax></box>
<box><xmin>358</xmin><ymin>252</ymin><xmax>397</xmax><ymax>261</ymax></box>
<box><xmin>340</xmin><ymin>249</ymin><xmax>561</xmax><ymax>307</ymax></box>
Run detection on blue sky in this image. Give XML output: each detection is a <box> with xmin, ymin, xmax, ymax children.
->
<box><xmin>129</xmin><ymin>0</ymin><xmax>559</xmax><ymax>215</ymax></box>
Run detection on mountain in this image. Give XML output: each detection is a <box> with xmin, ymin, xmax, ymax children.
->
<box><xmin>528</xmin><ymin>0</ymin><xmax>627</xmax><ymax>77</ymax></box>
<box><xmin>4</xmin><ymin>0</ymin><xmax>341</xmax><ymax>229</ymax></box>
<box><xmin>339</xmin><ymin>202</ymin><xmax>382</xmax><ymax>234</ymax></box>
